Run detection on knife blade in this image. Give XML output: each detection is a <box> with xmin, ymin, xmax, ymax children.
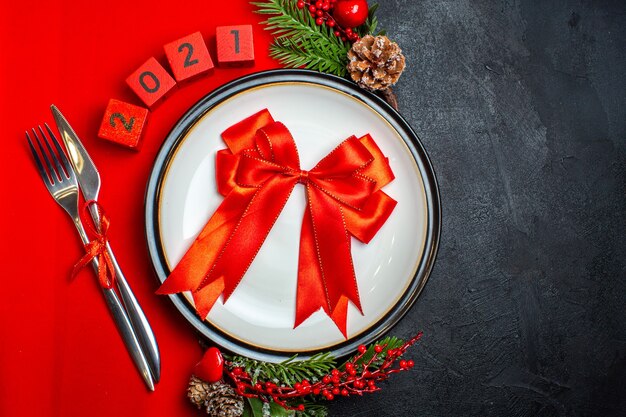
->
<box><xmin>51</xmin><ymin>104</ymin><xmax>161</xmax><ymax>386</ymax></box>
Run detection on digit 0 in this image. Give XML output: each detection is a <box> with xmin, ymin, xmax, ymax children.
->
<box><xmin>139</xmin><ymin>71</ymin><xmax>160</xmax><ymax>93</ymax></box>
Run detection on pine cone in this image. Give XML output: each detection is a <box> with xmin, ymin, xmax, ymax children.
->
<box><xmin>188</xmin><ymin>376</ymin><xmax>244</xmax><ymax>417</ymax></box>
<box><xmin>347</xmin><ymin>35</ymin><xmax>406</xmax><ymax>91</ymax></box>
<box><xmin>188</xmin><ymin>376</ymin><xmax>212</xmax><ymax>409</ymax></box>
<box><xmin>208</xmin><ymin>380</ymin><xmax>244</xmax><ymax>417</ymax></box>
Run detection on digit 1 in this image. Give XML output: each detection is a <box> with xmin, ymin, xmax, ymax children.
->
<box><xmin>139</xmin><ymin>71</ymin><xmax>160</xmax><ymax>93</ymax></box>
<box><xmin>230</xmin><ymin>30</ymin><xmax>240</xmax><ymax>54</ymax></box>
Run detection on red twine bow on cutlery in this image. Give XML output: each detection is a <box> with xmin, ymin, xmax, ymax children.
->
<box><xmin>157</xmin><ymin>109</ymin><xmax>397</xmax><ymax>337</ymax></box>
<box><xmin>71</xmin><ymin>200</ymin><xmax>116</xmax><ymax>289</ymax></box>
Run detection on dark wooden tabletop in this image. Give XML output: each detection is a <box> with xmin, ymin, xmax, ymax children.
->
<box><xmin>333</xmin><ymin>1</ymin><xmax>626</xmax><ymax>416</ymax></box>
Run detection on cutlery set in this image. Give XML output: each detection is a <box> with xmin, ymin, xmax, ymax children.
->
<box><xmin>26</xmin><ymin>105</ymin><xmax>160</xmax><ymax>391</ymax></box>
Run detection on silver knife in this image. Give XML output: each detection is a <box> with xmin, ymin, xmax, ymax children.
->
<box><xmin>51</xmin><ymin>104</ymin><xmax>161</xmax><ymax>387</ymax></box>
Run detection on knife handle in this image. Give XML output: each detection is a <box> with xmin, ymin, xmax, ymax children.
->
<box><xmin>101</xmin><ymin>286</ymin><xmax>155</xmax><ymax>391</ymax></box>
<box><xmin>87</xmin><ymin>204</ymin><xmax>161</xmax><ymax>382</ymax></box>
<box><xmin>73</xmin><ymin>217</ymin><xmax>155</xmax><ymax>391</ymax></box>
<box><xmin>106</xmin><ymin>243</ymin><xmax>161</xmax><ymax>382</ymax></box>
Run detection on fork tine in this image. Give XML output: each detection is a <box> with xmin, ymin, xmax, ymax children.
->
<box><xmin>26</xmin><ymin>131</ymin><xmax>52</xmax><ymax>186</ymax></box>
<box><xmin>39</xmin><ymin>125</ymin><xmax>66</xmax><ymax>181</ymax></box>
<box><xmin>31</xmin><ymin>127</ymin><xmax>58</xmax><ymax>183</ymax></box>
<box><xmin>45</xmin><ymin>123</ymin><xmax>74</xmax><ymax>181</ymax></box>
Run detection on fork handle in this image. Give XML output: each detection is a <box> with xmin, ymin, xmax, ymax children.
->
<box><xmin>73</xmin><ymin>218</ymin><xmax>155</xmax><ymax>391</ymax></box>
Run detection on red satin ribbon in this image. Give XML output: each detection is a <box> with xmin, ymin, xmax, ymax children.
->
<box><xmin>157</xmin><ymin>109</ymin><xmax>397</xmax><ymax>337</ymax></box>
<box><xmin>72</xmin><ymin>200</ymin><xmax>116</xmax><ymax>289</ymax></box>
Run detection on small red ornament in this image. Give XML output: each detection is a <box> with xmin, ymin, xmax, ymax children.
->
<box><xmin>332</xmin><ymin>0</ymin><xmax>369</xmax><ymax>29</ymax></box>
<box><xmin>194</xmin><ymin>347</ymin><xmax>224</xmax><ymax>383</ymax></box>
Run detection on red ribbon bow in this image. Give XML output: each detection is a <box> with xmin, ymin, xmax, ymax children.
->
<box><xmin>72</xmin><ymin>200</ymin><xmax>116</xmax><ymax>289</ymax></box>
<box><xmin>157</xmin><ymin>109</ymin><xmax>397</xmax><ymax>337</ymax></box>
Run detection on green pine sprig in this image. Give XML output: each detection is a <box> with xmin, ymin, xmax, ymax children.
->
<box><xmin>226</xmin><ymin>335</ymin><xmax>406</xmax><ymax>388</ymax></box>
<box><xmin>269</xmin><ymin>38</ymin><xmax>348</xmax><ymax>75</ymax></box>
<box><xmin>227</xmin><ymin>351</ymin><xmax>337</xmax><ymax>386</ymax></box>
<box><xmin>252</xmin><ymin>0</ymin><xmax>351</xmax><ymax>76</ymax></box>
<box><xmin>243</xmin><ymin>398</ymin><xmax>329</xmax><ymax>417</ymax></box>
<box><xmin>356</xmin><ymin>3</ymin><xmax>386</xmax><ymax>37</ymax></box>
<box><xmin>294</xmin><ymin>401</ymin><xmax>329</xmax><ymax>417</ymax></box>
<box><xmin>228</xmin><ymin>335</ymin><xmax>411</xmax><ymax>416</ymax></box>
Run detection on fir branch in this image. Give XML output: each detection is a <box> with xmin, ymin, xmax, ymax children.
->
<box><xmin>294</xmin><ymin>401</ymin><xmax>328</xmax><ymax>417</ymax></box>
<box><xmin>253</xmin><ymin>0</ymin><xmax>346</xmax><ymax>48</ymax></box>
<box><xmin>244</xmin><ymin>398</ymin><xmax>328</xmax><ymax>417</ymax></box>
<box><xmin>252</xmin><ymin>0</ymin><xmax>351</xmax><ymax>76</ymax></box>
<box><xmin>357</xmin><ymin>2</ymin><xmax>379</xmax><ymax>37</ymax></box>
<box><xmin>270</xmin><ymin>38</ymin><xmax>349</xmax><ymax>76</ymax></box>
<box><xmin>227</xmin><ymin>351</ymin><xmax>337</xmax><ymax>386</ymax></box>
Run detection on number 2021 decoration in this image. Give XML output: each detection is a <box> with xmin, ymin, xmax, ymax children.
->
<box><xmin>97</xmin><ymin>26</ymin><xmax>254</xmax><ymax>150</ymax></box>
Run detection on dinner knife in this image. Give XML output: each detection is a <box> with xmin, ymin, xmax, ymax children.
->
<box><xmin>51</xmin><ymin>104</ymin><xmax>161</xmax><ymax>386</ymax></box>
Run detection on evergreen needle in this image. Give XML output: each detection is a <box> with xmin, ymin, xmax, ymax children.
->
<box><xmin>252</xmin><ymin>0</ymin><xmax>351</xmax><ymax>77</ymax></box>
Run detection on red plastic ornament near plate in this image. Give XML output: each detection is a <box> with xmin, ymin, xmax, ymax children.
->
<box><xmin>194</xmin><ymin>347</ymin><xmax>224</xmax><ymax>383</ymax></box>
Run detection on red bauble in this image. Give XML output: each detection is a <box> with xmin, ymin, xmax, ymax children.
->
<box><xmin>194</xmin><ymin>347</ymin><xmax>224</xmax><ymax>383</ymax></box>
<box><xmin>332</xmin><ymin>0</ymin><xmax>369</xmax><ymax>29</ymax></box>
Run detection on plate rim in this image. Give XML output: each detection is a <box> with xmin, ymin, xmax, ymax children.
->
<box><xmin>144</xmin><ymin>69</ymin><xmax>441</xmax><ymax>362</ymax></box>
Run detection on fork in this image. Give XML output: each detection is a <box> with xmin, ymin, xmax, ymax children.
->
<box><xmin>26</xmin><ymin>124</ymin><xmax>155</xmax><ymax>391</ymax></box>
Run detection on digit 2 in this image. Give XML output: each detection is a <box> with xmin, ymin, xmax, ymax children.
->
<box><xmin>230</xmin><ymin>30</ymin><xmax>240</xmax><ymax>54</ymax></box>
<box><xmin>110</xmin><ymin>113</ymin><xmax>135</xmax><ymax>132</ymax></box>
<box><xmin>178</xmin><ymin>42</ymin><xmax>199</xmax><ymax>67</ymax></box>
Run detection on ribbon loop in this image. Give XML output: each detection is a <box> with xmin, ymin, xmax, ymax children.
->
<box><xmin>157</xmin><ymin>110</ymin><xmax>397</xmax><ymax>338</ymax></box>
<box><xmin>71</xmin><ymin>200</ymin><xmax>116</xmax><ymax>289</ymax></box>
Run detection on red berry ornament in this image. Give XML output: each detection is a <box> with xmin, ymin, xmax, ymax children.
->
<box><xmin>194</xmin><ymin>347</ymin><xmax>224</xmax><ymax>383</ymax></box>
<box><xmin>332</xmin><ymin>0</ymin><xmax>369</xmax><ymax>29</ymax></box>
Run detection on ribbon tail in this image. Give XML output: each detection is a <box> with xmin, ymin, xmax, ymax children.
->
<box><xmin>330</xmin><ymin>296</ymin><xmax>349</xmax><ymax>338</ymax></box>
<box><xmin>294</xmin><ymin>204</ymin><xmax>330</xmax><ymax>329</ymax></box>
<box><xmin>200</xmin><ymin>176</ymin><xmax>298</xmax><ymax>301</ymax></box>
<box><xmin>99</xmin><ymin>251</ymin><xmax>116</xmax><ymax>289</ymax></box>
<box><xmin>71</xmin><ymin>241</ymin><xmax>97</xmax><ymax>281</ymax></box>
<box><xmin>193</xmin><ymin>277</ymin><xmax>225</xmax><ymax>320</ymax></box>
<box><xmin>156</xmin><ymin>188</ymin><xmax>257</xmax><ymax>295</ymax></box>
<box><xmin>309</xmin><ymin>185</ymin><xmax>363</xmax><ymax>338</ymax></box>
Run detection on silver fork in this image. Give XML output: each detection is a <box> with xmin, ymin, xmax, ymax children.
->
<box><xmin>27</xmin><ymin>124</ymin><xmax>155</xmax><ymax>391</ymax></box>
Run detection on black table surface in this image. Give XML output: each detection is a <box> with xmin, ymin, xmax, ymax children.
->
<box><xmin>333</xmin><ymin>1</ymin><xmax>626</xmax><ymax>416</ymax></box>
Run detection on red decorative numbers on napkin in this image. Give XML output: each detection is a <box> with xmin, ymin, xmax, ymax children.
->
<box><xmin>157</xmin><ymin>109</ymin><xmax>397</xmax><ymax>337</ymax></box>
